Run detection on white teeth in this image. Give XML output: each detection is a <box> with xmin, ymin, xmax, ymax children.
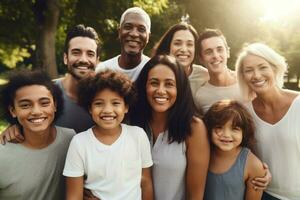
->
<box><xmin>29</xmin><ymin>118</ymin><xmax>45</xmax><ymax>123</ymax></box>
<box><xmin>155</xmin><ymin>97</ymin><xmax>167</xmax><ymax>103</ymax></box>
<box><xmin>101</xmin><ymin>116</ymin><xmax>115</xmax><ymax>121</ymax></box>
<box><xmin>128</xmin><ymin>41</ymin><xmax>139</xmax><ymax>45</ymax></box>
<box><xmin>252</xmin><ymin>80</ymin><xmax>265</xmax><ymax>87</ymax></box>
<box><xmin>212</xmin><ymin>61</ymin><xmax>221</xmax><ymax>65</ymax></box>
<box><xmin>177</xmin><ymin>55</ymin><xmax>188</xmax><ymax>59</ymax></box>
<box><xmin>77</xmin><ymin>66</ymin><xmax>88</xmax><ymax>70</ymax></box>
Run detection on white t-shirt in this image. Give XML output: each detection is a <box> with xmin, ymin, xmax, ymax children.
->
<box><xmin>246</xmin><ymin>95</ymin><xmax>300</xmax><ymax>200</ymax></box>
<box><xmin>188</xmin><ymin>64</ymin><xmax>209</xmax><ymax>99</ymax></box>
<box><xmin>96</xmin><ymin>55</ymin><xmax>150</xmax><ymax>81</ymax></box>
<box><xmin>195</xmin><ymin>82</ymin><xmax>244</xmax><ymax>113</ymax></box>
<box><xmin>63</xmin><ymin>124</ymin><xmax>153</xmax><ymax>200</ymax></box>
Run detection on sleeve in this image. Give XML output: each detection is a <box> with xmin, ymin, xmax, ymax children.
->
<box><xmin>63</xmin><ymin>136</ymin><xmax>85</xmax><ymax>177</ymax></box>
<box><xmin>139</xmin><ymin>129</ymin><xmax>153</xmax><ymax>168</ymax></box>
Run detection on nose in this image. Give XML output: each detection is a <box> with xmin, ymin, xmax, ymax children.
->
<box><xmin>179</xmin><ymin>44</ymin><xmax>188</xmax><ymax>52</ymax></box>
<box><xmin>253</xmin><ymin>69</ymin><xmax>261</xmax><ymax>79</ymax></box>
<box><xmin>129</xmin><ymin>27</ymin><xmax>139</xmax><ymax>37</ymax></box>
<box><xmin>78</xmin><ymin>53</ymin><xmax>89</xmax><ymax>63</ymax></box>
<box><xmin>157</xmin><ymin>84</ymin><xmax>166</xmax><ymax>94</ymax></box>
<box><xmin>103</xmin><ymin>103</ymin><xmax>113</xmax><ymax>113</ymax></box>
<box><xmin>31</xmin><ymin>104</ymin><xmax>42</xmax><ymax>115</ymax></box>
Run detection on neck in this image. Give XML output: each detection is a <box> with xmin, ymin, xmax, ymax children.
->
<box><xmin>150</xmin><ymin>112</ymin><xmax>167</xmax><ymax>135</ymax></box>
<box><xmin>119</xmin><ymin>52</ymin><xmax>142</xmax><ymax>70</ymax></box>
<box><xmin>185</xmin><ymin>65</ymin><xmax>193</xmax><ymax>77</ymax></box>
<box><xmin>62</xmin><ymin>74</ymin><xmax>79</xmax><ymax>101</ymax></box>
<box><xmin>23</xmin><ymin>126</ymin><xmax>56</xmax><ymax>149</ymax></box>
<box><xmin>254</xmin><ymin>87</ymin><xmax>283</xmax><ymax>107</ymax></box>
<box><xmin>208</xmin><ymin>68</ymin><xmax>236</xmax><ymax>86</ymax></box>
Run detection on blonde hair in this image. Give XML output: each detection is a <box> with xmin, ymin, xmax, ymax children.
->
<box><xmin>236</xmin><ymin>42</ymin><xmax>287</xmax><ymax>100</ymax></box>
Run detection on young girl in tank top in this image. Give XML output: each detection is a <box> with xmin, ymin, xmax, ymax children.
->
<box><xmin>203</xmin><ymin>100</ymin><xmax>265</xmax><ymax>200</ymax></box>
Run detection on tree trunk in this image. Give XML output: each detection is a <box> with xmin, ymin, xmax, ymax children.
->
<box><xmin>34</xmin><ymin>0</ymin><xmax>59</xmax><ymax>78</ymax></box>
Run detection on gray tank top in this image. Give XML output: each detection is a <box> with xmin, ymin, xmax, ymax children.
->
<box><xmin>204</xmin><ymin>147</ymin><xmax>249</xmax><ymax>200</ymax></box>
<box><xmin>150</xmin><ymin>130</ymin><xmax>186</xmax><ymax>200</ymax></box>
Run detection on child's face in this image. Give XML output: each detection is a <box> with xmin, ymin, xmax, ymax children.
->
<box><xmin>211</xmin><ymin>119</ymin><xmax>243</xmax><ymax>152</ymax></box>
<box><xmin>146</xmin><ymin>64</ymin><xmax>177</xmax><ymax>115</ymax></box>
<box><xmin>89</xmin><ymin>88</ymin><xmax>128</xmax><ymax>132</ymax></box>
<box><xmin>9</xmin><ymin>85</ymin><xmax>56</xmax><ymax>135</ymax></box>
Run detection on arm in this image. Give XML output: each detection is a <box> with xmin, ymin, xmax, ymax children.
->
<box><xmin>0</xmin><ymin>124</ymin><xmax>24</xmax><ymax>145</ymax></box>
<box><xmin>185</xmin><ymin>117</ymin><xmax>210</xmax><ymax>200</ymax></box>
<box><xmin>141</xmin><ymin>167</ymin><xmax>153</xmax><ymax>200</ymax></box>
<box><xmin>66</xmin><ymin>176</ymin><xmax>84</xmax><ymax>200</ymax></box>
<box><xmin>249</xmin><ymin>146</ymin><xmax>272</xmax><ymax>190</ymax></box>
<box><xmin>251</xmin><ymin>162</ymin><xmax>272</xmax><ymax>190</ymax></box>
<box><xmin>245</xmin><ymin>152</ymin><xmax>265</xmax><ymax>200</ymax></box>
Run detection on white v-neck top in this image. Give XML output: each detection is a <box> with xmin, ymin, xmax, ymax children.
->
<box><xmin>246</xmin><ymin>95</ymin><xmax>300</xmax><ymax>200</ymax></box>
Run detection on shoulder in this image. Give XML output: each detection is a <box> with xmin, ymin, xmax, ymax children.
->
<box><xmin>192</xmin><ymin>64</ymin><xmax>208</xmax><ymax>72</ymax></box>
<box><xmin>96</xmin><ymin>56</ymin><xmax>119</xmax><ymax>71</ymax></box>
<box><xmin>245</xmin><ymin>150</ymin><xmax>265</xmax><ymax>179</ymax></box>
<box><xmin>56</xmin><ymin>126</ymin><xmax>76</xmax><ymax>136</ymax></box>
<box><xmin>122</xmin><ymin>124</ymin><xmax>147</xmax><ymax>138</ymax></box>
<box><xmin>187</xmin><ymin>117</ymin><xmax>208</xmax><ymax>143</ymax></box>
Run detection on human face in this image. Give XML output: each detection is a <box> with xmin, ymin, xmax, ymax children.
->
<box><xmin>64</xmin><ymin>36</ymin><xmax>98</xmax><ymax>80</ymax></box>
<box><xmin>9</xmin><ymin>85</ymin><xmax>56</xmax><ymax>135</ymax></box>
<box><xmin>146</xmin><ymin>64</ymin><xmax>177</xmax><ymax>115</ymax></box>
<box><xmin>89</xmin><ymin>89</ymin><xmax>128</xmax><ymax>133</ymax></box>
<box><xmin>170</xmin><ymin>30</ymin><xmax>195</xmax><ymax>72</ymax></box>
<box><xmin>242</xmin><ymin>54</ymin><xmax>276</xmax><ymax>95</ymax></box>
<box><xmin>211</xmin><ymin>119</ymin><xmax>243</xmax><ymax>152</ymax></box>
<box><xmin>119</xmin><ymin>13</ymin><xmax>149</xmax><ymax>56</ymax></box>
<box><xmin>200</xmin><ymin>36</ymin><xmax>229</xmax><ymax>75</ymax></box>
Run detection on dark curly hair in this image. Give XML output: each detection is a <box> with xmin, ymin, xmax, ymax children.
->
<box><xmin>203</xmin><ymin>100</ymin><xmax>256</xmax><ymax>148</ymax></box>
<box><xmin>78</xmin><ymin>70</ymin><xmax>136</xmax><ymax>111</ymax></box>
<box><xmin>0</xmin><ymin>69</ymin><xmax>63</xmax><ymax>125</ymax></box>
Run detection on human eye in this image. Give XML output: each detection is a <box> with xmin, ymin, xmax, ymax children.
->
<box><xmin>217</xmin><ymin>47</ymin><xmax>224</xmax><ymax>53</ymax></box>
<box><xmin>123</xmin><ymin>24</ymin><xmax>132</xmax><ymax>30</ymax></box>
<box><xmin>93</xmin><ymin>100</ymin><xmax>103</xmax><ymax>107</ymax></box>
<box><xmin>165</xmin><ymin>81</ymin><xmax>176</xmax><ymax>87</ymax></box>
<box><xmin>187</xmin><ymin>42</ymin><xmax>194</xmax><ymax>47</ymax></box>
<box><xmin>243</xmin><ymin>68</ymin><xmax>253</xmax><ymax>74</ymax></box>
<box><xmin>19</xmin><ymin>103</ymin><xmax>31</xmax><ymax>109</ymax></box>
<box><xmin>40</xmin><ymin>99</ymin><xmax>51</xmax><ymax>107</ymax></box>
<box><xmin>87</xmin><ymin>51</ymin><xmax>96</xmax><ymax>57</ymax></box>
<box><xmin>112</xmin><ymin>101</ymin><xmax>122</xmax><ymax>106</ymax></box>
<box><xmin>204</xmin><ymin>49</ymin><xmax>213</xmax><ymax>56</ymax></box>
<box><xmin>149</xmin><ymin>80</ymin><xmax>159</xmax><ymax>86</ymax></box>
<box><xmin>232</xmin><ymin>126</ymin><xmax>241</xmax><ymax>131</ymax></box>
<box><xmin>138</xmin><ymin>26</ymin><xmax>146</xmax><ymax>33</ymax></box>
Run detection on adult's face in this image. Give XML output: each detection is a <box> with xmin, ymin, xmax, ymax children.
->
<box><xmin>170</xmin><ymin>30</ymin><xmax>195</xmax><ymax>72</ymax></box>
<box><xmin>64</xmin><ymin>36</ymin><xmax>98</xmax><ymax>80</ymax></box>
<box><xmin>119</xmin><ymin>13</ymin><xmax>149</xmax><ymax>56</ymax></box>
<box><xmin>199</xmin><ymin>36</ymin><xmax>229</xmax><ymax>75</ymax></box>
<box><xmin>146</xmin><ymin>64</ymin><xmax>177</xmax><ymax>115</ymax></box>
<box><xmin>241</xmin><ymin>54</ymin><xmax>276</xmax><ymax>95</ymax></box>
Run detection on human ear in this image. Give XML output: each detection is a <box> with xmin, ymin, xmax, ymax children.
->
<box><xmin>9</xmin><ymin>105</ymin><xmax>17</xmax><ymax>118</ymax></box>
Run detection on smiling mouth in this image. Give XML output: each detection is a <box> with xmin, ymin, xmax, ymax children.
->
<box><xmin>100</xmin><ymin>116</ymin><xmax>116</xmax><ymax>121</ymax></box>
<box><xmin>252</xmin><ymin>80</ymin><xmax>266</xmax><ymax>87</ymax></box>
<box><xmin>154</xmin><ymin>97</ymin><xmax>168</xmax><ymax>104</ymax></box>
<box><xmin>28</xmin><ymin>117</ymin><xmax>47</xmax><ymax>124</ymax></box>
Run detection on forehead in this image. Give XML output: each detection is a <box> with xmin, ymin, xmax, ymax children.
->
<box><xmin>201</xmin><ymin>36</ymin><xmax>226</xmax><ymax>51</ymax></box>
<box><xmin>15</xmin><ymin>85</ymin><xmax>52</xmax><ymax>101</ymax></box>
<box><xmin>122</xmin><ymin>13</ymin><xmax>147</xmax><ymax>27</ymax></box>
<box><xmin>172</xmin><ymin>30</ymin><xmax>195</xmax><ymax>41</ymax></box>
<box><xmin>242</xmin><ymin>54</ymin><xmax>270</xmax><ymax>67</ymax></box>
<box><xmin>148</xmin><ymin>64</ymin><xmax>175</xmax><ymax>80</ymax></box>
<box><xmin>68</xmin><ymin>36</ymin><xmax>97</xmax><ymax>52</ymax></box>
<box><xmin>93</xmin><ymin>88</ymin><xmax>124</xmax><ymax>100</ymax></box>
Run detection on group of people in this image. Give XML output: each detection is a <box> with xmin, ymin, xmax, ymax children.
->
<box><xmin>0</xmin><ymin>6</ymin><xmax>299</xmax><ymax>200</ymax></box>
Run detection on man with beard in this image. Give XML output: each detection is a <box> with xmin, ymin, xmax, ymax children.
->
<box><xmin>54</xmin><ymin>24</ymin><xmax>100</xmax><ymax>132</ymax></box>
<box><xmin>0</xmin><ymin>24</ymin><xmax>100</xmax><ymax>143</ymax></box>
<box><xmin>95</xmin><ymin>7</ymin><xmax>151</xmax><ymax>81</ymax></box>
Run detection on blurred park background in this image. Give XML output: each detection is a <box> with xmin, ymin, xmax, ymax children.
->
<box><xmin>0</xmin><ymin>0</ymin><xmax>300</xmax><ymax>131</ymax></box>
